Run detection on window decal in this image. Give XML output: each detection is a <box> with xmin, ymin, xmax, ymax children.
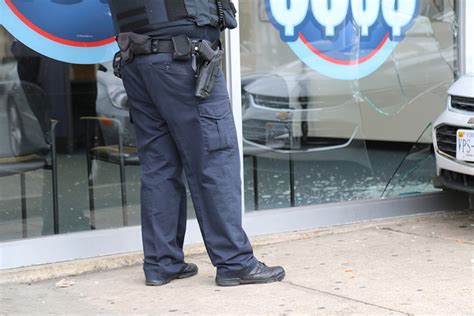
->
<box><xmin>0</xmin><ymin>0</ymin><xmax>117</xmax><ymax>64</ymax></box>
<box><xmin>266</xmin><ymin>0</ymin><xmax>420</xmax><ymax>80</ymax></box>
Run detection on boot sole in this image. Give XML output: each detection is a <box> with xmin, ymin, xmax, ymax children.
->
<box><xmin>146</xmin><ymin>269</ymin><xmax>198</xmax><ymax>286</ymax></box>
<box><xmin>215</xmin><ymin>271</ymin><xmax>285</xmax><ymax>287</ymax></box>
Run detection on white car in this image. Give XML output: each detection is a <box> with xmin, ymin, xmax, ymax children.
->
<box><xmin>0</xmin><ymin>61</ymin><xmax>49</xmax><ymax>158</ymax></box>
<box><xmin>433</xmin><ymin>74</ymin><xmax>474</xmax><ymax>193</ymax></box>
<box><xmin>95</xmin><ymin>62</ymin><xmax>135</xmax><ymax>147</ymax></box>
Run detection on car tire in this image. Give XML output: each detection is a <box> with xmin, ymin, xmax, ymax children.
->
<box><xmin>7</xmin><ymin>96</ymin><xmax>28</xmax><ymax>156</ymax></box>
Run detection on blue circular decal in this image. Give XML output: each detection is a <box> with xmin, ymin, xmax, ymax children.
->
<box><xmin>265</xmin><ymin>0</ymin><xmax>420</xmax><ymax>80</ymax></box>
<box><xmin>0</xmin><ymin>0</ymin><xmax>118</xmax><ymax>64</ymax></box>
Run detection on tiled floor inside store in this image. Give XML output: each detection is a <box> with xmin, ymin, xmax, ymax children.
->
<box><xmin>0</xmin><ymin>144</ymin><xmax>439</xmax><ymax>242</ymax></box>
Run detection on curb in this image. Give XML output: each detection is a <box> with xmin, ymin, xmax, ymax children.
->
<box><xmin>0</xmin><ymin>212</ymin><xmax>456</xmax><ymax>284</ymax></box>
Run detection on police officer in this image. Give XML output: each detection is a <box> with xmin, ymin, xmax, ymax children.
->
<box><xmin>107</xmin><ymin>0</ymin><xmax>285</xmax><ymax>286</ymax></box>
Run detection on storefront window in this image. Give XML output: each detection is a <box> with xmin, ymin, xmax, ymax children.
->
<box><xmin>240</xmin><ymin>0</ymin><xmax>457</xmax><ymax>211</ymax></box>
<box><xmin>0</xmin><ymin>0</ymin><xmax>459</xmax><ymax>242</ymax></box>
<box><xmin>0</xmin><ymin>29</ymin><xmax>138</xmax><ymax>241</ymax></box>
<box><xmin>0</xmin><ymin>23</ymin><xmax>196</xmax><ymax>241</ymax></box>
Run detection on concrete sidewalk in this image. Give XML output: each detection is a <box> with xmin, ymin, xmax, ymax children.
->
<box><xmin>1</xmin><ymin>212</ymin><xmax>473</xmax><ymax>315</ymax></box>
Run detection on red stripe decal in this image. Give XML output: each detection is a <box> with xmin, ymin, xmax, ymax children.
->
<box><xmin>298</xmin><ymin>32</ymin><xmax>390</xmax><ymax>66</ymax></box>
<box><xmin>5</xmin><ymin>0</ymin><xmax>115</xmax><ymax>47</ymax></box>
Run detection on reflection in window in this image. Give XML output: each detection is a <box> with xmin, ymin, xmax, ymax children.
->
<box><xmin>0</xmin><ymin>28</ymin><xmax>147</xmax><ymax>241</ymax></box>
<box><xmin>240</xmin><ymin>0</ymin><xmax>457</xmax><ymax>211</ymax></box>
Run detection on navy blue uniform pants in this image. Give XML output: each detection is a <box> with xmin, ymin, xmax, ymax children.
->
<box><xmin>121</xmin><ymin>52</ymin><xmax>257</xmax><ymax>279</ymax></box>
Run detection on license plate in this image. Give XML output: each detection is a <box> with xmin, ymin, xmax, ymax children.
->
<box><xmin>456</xmin><ymin>129</ymin><xmax>474</xmax><ymax>162</ymax></box>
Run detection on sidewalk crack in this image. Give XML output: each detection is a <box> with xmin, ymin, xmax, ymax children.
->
<box><xmin>283</xmin><ymin>281</ymin><xmax>411</xmax><ymax>315</ymax></box>
<box><xmin>381</xmin><ymin>227</ymin><xmax>474</xmax><ymax>245</ymax></box>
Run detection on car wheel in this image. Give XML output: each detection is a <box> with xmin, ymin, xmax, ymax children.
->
<box><xmin>7</xmin><ymin>97</ymin><xmax>26</xmax><ymax>156</ymax></box>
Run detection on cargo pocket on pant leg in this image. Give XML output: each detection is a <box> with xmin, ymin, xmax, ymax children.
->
<box><xmin>198</xmin><ymin>98</ymin><xmax>234</xmax><ymax>152</ymax></box>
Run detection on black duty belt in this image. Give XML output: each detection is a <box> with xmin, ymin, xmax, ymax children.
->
<box><xmin>150</xmin><ymin>39</ymin><xmax>175</xmax><ymax>54</ymax></box>
<box><xmin>113</xmin><ymin>33</ymin><xmax>223</xmax><ymax>99</ymax></box>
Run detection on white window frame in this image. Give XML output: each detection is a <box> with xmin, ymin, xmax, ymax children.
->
<box><xmin>460</xmin><ymin>0</ymin><xmax>474</xmax><ymax>74</ymax></box>
<box><xmin>224</xmin><ymin>0</ymin><xmax>245</xmax><ymax>215</ymax></box>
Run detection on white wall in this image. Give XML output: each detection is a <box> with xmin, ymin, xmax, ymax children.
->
<box><xmin>466</xmin><ymin>0</ymin><xmax>474</xmax><ymax>74</ymax></box>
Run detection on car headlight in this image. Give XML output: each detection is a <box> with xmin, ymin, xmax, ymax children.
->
<box><xmin>447</xmin><ymin>95</ymin><xmax>453</xmax><ymax>112</ymax></box>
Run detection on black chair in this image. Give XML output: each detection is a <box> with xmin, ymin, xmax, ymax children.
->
<box><xmin>243</xmin><ymin>152</ymin><xmax>260</xmax><ymax>210</ymax></box>
<box><xmin>1</xmin><ymin>79</ymin><xmax>60</xmax><ymax>238</ymax></box>
<box><xmin>0</xmin><ymin>120</ymin><xmax>59</xmax><ymax>238</ymax></box>
<box><xmin>81</xmin><ymin>116</ymin><xmax>139</xmax><ymax>228</ymax></box>
<box><xmin>242</xmin><ymin>116</ymin><xmax>297</xmax><ymax>210</ymax></box>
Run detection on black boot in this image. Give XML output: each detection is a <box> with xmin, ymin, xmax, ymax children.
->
<box><xmin>146</xmin><ymin>263</ymin><xmax>198</xmax><ymax>286</ymax></box>
<box><xmin>215</xmin><ymin>262</ymin><xmax>285</xmax><ymax>286</ymax></box>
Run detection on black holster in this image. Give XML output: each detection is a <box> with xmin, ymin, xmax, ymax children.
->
<box><xmin>113</xmin><ymin>32</ymin><xmax>152</xmax><ymax>78</ymax></box>
<box><xmin>194</xmin><ymin>40</ymin><xmax>224</xmax><ymax>99</ymax></box>
<box><xmin>118</xmin><ymin>32</ymin><xmax>152</xmax><ymax>62</ymax></box>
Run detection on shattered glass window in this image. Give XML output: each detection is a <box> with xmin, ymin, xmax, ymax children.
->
<box><xmin>240</xmin><ymin>0</ymin><xmax>457</xmax><ymax>211</ymax></box>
